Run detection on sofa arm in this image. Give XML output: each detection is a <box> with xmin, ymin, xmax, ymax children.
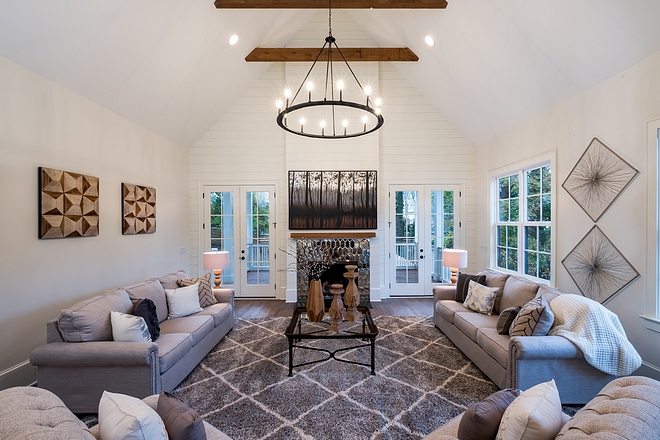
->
<box><xmin>30</xmin><ymin>341</ymin><xmax>158</xmax><ymax>368</ymax></box>
<box><xmin>213</xmin><ymin>288</ymin><xmax>234</xmax><ymax>305</ymax></box>
<box><xmin>433</xmin><ymin>285</ymin><xmax>456</xmax><ymax>302</ymax></box>
<box><xmin>508</xmin><ymin>335</ymin><xmax>584</xmax><ymax>360</ymax></box>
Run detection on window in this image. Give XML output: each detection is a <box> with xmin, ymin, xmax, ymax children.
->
<box><xmin>494</xmin><ymin>163</ymin><xmax>552</xmax><ymax>281</ymax></box>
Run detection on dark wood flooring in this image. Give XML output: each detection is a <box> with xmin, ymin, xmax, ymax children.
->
<box><xmin>235</xmin><ymin>297</ymin><xmax>434</xmax><ymax>319</ymax></box>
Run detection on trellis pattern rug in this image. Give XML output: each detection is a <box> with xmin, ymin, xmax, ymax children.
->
<box><xmin>172</xmin><ymin>316</ymin><xmax>500</xmax><ymax>440</ymax></box>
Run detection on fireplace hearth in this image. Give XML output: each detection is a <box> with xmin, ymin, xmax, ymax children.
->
<box><xmin>296</xmin><ymin>238</ymin><xmax>370</xmax><ymax>307</ymax></box>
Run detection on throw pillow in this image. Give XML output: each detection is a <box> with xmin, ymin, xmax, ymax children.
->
<box><xmin>177</xmin><ymin>273</ymin><xmax>217</xmax><ymax>308</ymax></box>
<box><xmin>98</xmin><ymin>391</ymin><xmax>168</xmax><ymax>440</ymax></box>
<box><xmin>496</xmin><ymin>306</ymin><xmax>521</xmax><ymax>335</ymax></box>
<box><xmin>458</xmin><ymin>388</ymin><xmax>521</xmax><ymax>440</ymax></box>
<box><xmin>165</xmin><ymin>284</ymin><xmax>204</xmax><ymax>319</ymax></box>
<box><xmin>456</xmin><ymin>273</ymin><xmax>487</xmax><ymax>302</ymax></box>
<box><xmin>133</xmin><ymin>298</ymin><xmax>160</xmax><ymax>341</ymax></box>
<box><xmin>110</xmin><ymin>311</ymin><xmax>152</xmax><ymax>342</ymax></box>
<box><xmin>509</xmin><ymin>296</ymin><xmax>555</xmax><ymax>337</ymax></box>
<box><xmin>495</xmin><ymin>380</ymin><xmax>562</xmax><ymax>440</ymax></box>
<box><xmin>463</xmin><ymin>280</ymin><xmax>499</xmax><ymax>315</ymax></box>
<box><xmin>157</xmin><ymin>391</ymin><xmax>207</xmax><ymax>440</ymax></box>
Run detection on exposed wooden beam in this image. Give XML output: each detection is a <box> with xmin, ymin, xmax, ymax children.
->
<box><xmin>215</xmin><ymin>0</ymin><xmax>447</xmax><ymax>9</ymax></box>
<box><xmin>245</xmin><ymin>47</ymin><xmax>418</xmax><ymax>62</ymax></box>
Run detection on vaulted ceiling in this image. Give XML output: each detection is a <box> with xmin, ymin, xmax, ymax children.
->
<box><xmin>2</xmin><ymin>1</ymin><xmax>660</xmax><ymax>146</ymax></box>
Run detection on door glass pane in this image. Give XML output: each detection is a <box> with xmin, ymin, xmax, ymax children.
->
<box><xmin>209</xmin><ymin>192</ymin><xmax>234</xmax><ymax>285</ymax></box>
<box><xmin>395</xmin><ymin>191</ymin><xmax>419</xmax><ymax>284</ymax></box>
<box><xmin>245</xmin><ymin>191</ymin><xmax>270</xmax><ymax>285</ymax></box>
<box><xmin>431</xmin><ymin>190</ymin><xmax>454</xmax><ymax>283</ymax></box>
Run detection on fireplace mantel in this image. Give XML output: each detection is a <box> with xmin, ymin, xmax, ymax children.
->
<box><xmin>290</xmin><ymin>232</ymin><xmax>376</xmax><ymax>239</ymax></box>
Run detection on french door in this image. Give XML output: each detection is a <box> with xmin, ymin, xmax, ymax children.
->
<box><xmin>388</xmin><ymin>185</ymin><xmax>461</xmax><ymax>296</ymax></box>
<box><xmin>203</xmin><ymin>185</ymin><xmax>276</xmax><ymax>298</ymax></box>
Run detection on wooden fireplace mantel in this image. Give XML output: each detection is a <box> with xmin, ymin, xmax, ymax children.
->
<box><xmin>290</xmin><ymin>232</ymin><xmax>376</xmax><ymax>239</ymax></box>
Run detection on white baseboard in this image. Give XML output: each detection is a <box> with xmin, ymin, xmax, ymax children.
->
<box><xmin>0</xmin><ymin>360</ymin><xmax>36</xmax><ymax>390</ymax></box>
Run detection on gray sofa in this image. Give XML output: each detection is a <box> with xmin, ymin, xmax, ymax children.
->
<box><xmin>433</xmin><ymin>269</ymin><xmax>614</xmax><ymax>404</ymax></box>
<box><xmin>30</xmin><ymin>270</ymin><xmax>234</xmax><ymax>413</ymax></box>
<box><xmin>423</xmin><ymin>375</ymin><xmax>660</xmax><ymax>439</ymax></box>
<box><xmin>0</xmin><ymin>386</ymin><xmax>231</xmax><ymax>439</ymax></box>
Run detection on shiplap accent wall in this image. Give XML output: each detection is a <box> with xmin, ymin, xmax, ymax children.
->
<box><xmin>189</xmin><ymin>11</ymin><xmax>477</xmax><ymax>300</ymax></box>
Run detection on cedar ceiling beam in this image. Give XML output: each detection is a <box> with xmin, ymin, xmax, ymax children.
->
<box><xmin>245</xmin><ymin>47</ymin><xmax>418</xmax><ymax>62</ymax></box>
<box><xmin>215</xmin><ymin>0</ymin><xmax>447</xmax><ymax>9</ymax></box>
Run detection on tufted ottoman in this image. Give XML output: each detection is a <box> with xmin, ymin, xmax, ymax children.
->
<box><xmin>0</xmin><ymin>386</ymin><xmax>94</xmax><ymax>439</ymax></box>
<box><xmin>555</xmin><ymin>376</ymin><xmax>660</xmax><ymax>439</ymax></box>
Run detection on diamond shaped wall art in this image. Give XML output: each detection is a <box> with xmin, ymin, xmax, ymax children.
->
<box><xmin>562</xmin><ymin>137</ymin><xmax>639</xmax><ymax>222</ymax></box>
<box><xmin>562</xmin><ymin>226</ymin><xmax>639</xmax><ymax>303</ymax></box>
<box><xmin>39</xmin><ymin>167</ymin><xmax>99</xmax><ymax>239</ymax></box>
<box><xmin>122</xmin><ymin>183</ymin><xmax>156</xmax><ymax>235</ymax></box>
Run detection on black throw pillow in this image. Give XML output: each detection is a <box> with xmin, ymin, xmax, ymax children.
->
<box><xmin>157</xmin><ymin>391</ymin><xmax>207</xmax><ymax>440</ymax></box>
<box><xmin>457</xmin><ymin>388</ymin><xmax>520</xmax><ymax>440</ymax></box>
<box><xmin>133</xmin><ymin>298</ymin><xmax>160</xmax><ymax>341</ymax></box>
<box><xmin>456</xmin><ymin>273</ymin><xmax>487</xmax><ymax>302</ymax></box>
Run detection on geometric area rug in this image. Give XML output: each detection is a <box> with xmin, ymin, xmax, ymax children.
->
<box><xmin>171</xmin><ymin>316</ymin><xmax>501</xmax><ymax>439</ymax></box>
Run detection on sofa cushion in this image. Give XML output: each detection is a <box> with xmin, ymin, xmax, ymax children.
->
<box><xmin>510</xmin><ymin>296</ymin><xmax>554</xmax><ymax>337</ymax></box>
<box><xmin>458</xmin><ymin>388</ymin><xmax>520</xmax><ymax>440</ymax></box>
<box><xmin>476</xmin><ymin>328</ymin><xmax>510</xmax><ymax>368</ymax></box>
<box><xmin>98</xmin><ymin>391</ymin><xmax>168</xmax><ymax>440</ymax></box>
<box><xmin>497</xmin><ymin>379</ymin><xmax>562</xmax><ymax>440</ymax></box>
<box><xmin>477</xmin><ymin>269</ymin><xmax>510</xmax><ymax>314</ymax></box>
<box><xmin>0</xmin><ymin>386</ymin><xmax>95</xmax><ymax>439</ymax></box>
<box><xmin>435</xmin><ymin>300</ymin><xmax>468</xmax><ymax>325</ymax></box>
<box><xmin>58</xmin><ymin>289</ymin><xmax>133</xmax><ymax>342</ymax></box>
<box><xmin>537</xmin><ymin>285</ymin><xmax>563</xmax><ymax>304</ymax></box>
<box><xmin>159</xmin><ymin>315</ymin><xmax>214</xmax><ymax>346</ymax></box>
<box><xmin>499</xmin><ymin>276</ymin><xmax>540</xmax><ymax>312</ymax></box>
<box><xmin>194</xmin><ymin>302</ymin><xmax>232</xmax><ymax>327</ymax></box>
<box><xmin>125</xmin><ymin>279</ymin><xmax>169</xmax><ymax>324</ymax></box>
<box><xmin>454</xmin><ymin>312</ymin><xmax>499</xmax><ymax>342</ymax></box>
<box><xmin>154</xmin><ymin>270</ymin><xmax>189</xmax><ymax>291</ymax></box>
<box><xmin>456</xmin><ymin>273</ymin><xmax>487</xmax><ymax>302</ymax></box>
<box><xmin>496</xmin><ymin>306</ymin><xmax>521</xmax><ymax>335</ymax></box>
<box><xmin>463</xmin><ymin>281</ymin><xmax>499</xmax><ymax>315</ymax></box>
<box><xmin>155</xmin><ymin>333</ymin><xmax>193</xmax><ymax>373</ymax></box>
<box><xmin>178</xmin><ymin>273</ymin><xmax>217</xmax><ymax>308</ymax></box>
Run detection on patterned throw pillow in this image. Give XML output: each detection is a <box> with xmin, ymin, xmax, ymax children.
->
<box><xmin>177</xmin><ymin>273</ymin><xmax>217</xmax><ymax>308</ymax></box>
<box><xmin>463</xmin><ymin>280</ymin><xmax>499</xmax><ymax>315</ymax></box>
<box><xmin>496</xmin><ymin>306</ymin><xmax>521</xmax><ymax>335</ymax></box>
<box><xmin>456</xmin><ymin>273</ymin><xmax>487</xmax><ymax>302</ymax></box>
<box><xmin>509</xmin><ymin>295</ymin><xmax>555</xmax><ymax>336</ymax></box>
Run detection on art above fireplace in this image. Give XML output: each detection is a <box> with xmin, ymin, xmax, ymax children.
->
<box><xmin>288</xmin><ymin>170</ymin><xmax>377</xmax><ymax>230</ymax></box>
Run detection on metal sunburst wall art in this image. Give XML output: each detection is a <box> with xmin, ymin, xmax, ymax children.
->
<box><xmin>562</xmin><ymin>226</ymin><xmax>639</xmax><ymax>303</ymax></box>
<box><xmin>562</xmin><ymin>137</ymin><xmax>639</xmax><ymax>222</ymax></box>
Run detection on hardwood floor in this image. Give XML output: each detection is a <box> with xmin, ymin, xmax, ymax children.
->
<box><xmin>234</xmin><ymin>297</ymin><xmax>434</xmax><ymax>319</ymax></box>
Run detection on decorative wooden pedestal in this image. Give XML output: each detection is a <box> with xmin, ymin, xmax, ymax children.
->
<box><xmin>328</xmin><ymin>283</ymin><xmax>346</xmax><ymax>332</ymax></box>
<box><xmin>343</xmin><ymin>265</ymin><xmax>359</xmax><ymax>321</ymax></box>
<box><xmin>306</xmin><ymin>279</ymin><xmax>324</xmax><ymax>322</ymax></box>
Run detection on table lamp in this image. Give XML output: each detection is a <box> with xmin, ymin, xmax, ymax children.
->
<box><xmin>442</xmin><ymin>249</ymin><xmax>468</xmax><ymax>285</ymax></box>
<box><xmin>203</xmin><ymin>251</ymin><xmax>230</xmax><ymax>288</ymax></box>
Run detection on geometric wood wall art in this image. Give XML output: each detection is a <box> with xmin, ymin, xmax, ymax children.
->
<box><xmin>39</xmin><ymin>167</ymin><xmax>99</xmax><ymax>239</ymax></box>
<box><xmin>122</xmin><ymin>183</ymin><xmax>156</xmax><ymax>235</ymax></box>
<box><xmin>561</xmin><ymin>225</ymin><xmax>639</xmax><ymax>303</ymax></box>
<box><xmin>562</xmin><ymin>137</ymin><xmax>639</xmax><ymax>222</ymax></box>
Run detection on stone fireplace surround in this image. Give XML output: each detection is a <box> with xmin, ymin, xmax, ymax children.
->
<box><xmin>295</xmin><ymin>237</ymin><xmax>371</xmax><ymax>307</ymax></box>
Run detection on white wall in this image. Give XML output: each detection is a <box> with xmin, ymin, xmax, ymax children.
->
<box><xmin>0</xmin><ymin>56</ymin><xmax>190</xmax><ymax>389</ymax></box>
<box><xmin>475</xmin><ymin>50</ymin><xmax>660</xmax><ymax>378</ymax></box>
<box><xmin>188</xmin><ymin>12</ymin><xmax>477</xmax><ymax>301</ymax></box>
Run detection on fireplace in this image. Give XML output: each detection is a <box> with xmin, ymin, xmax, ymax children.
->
<box><xmin>296</xmin><ymin>238</ymin><xmax>370</xmax><ymax>307</ymax></box>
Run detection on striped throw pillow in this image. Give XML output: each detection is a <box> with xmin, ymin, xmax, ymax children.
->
<box><xmin>177</xmin><ymin>273</ymin><xmax>217</xmax><ymax>308</ymax></box>
<box><xmin>509</xmin><ymin>296</ymin><xmax>554</xmax><ymax>336</ymax></box>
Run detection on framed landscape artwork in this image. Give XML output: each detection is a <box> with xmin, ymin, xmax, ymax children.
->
<box><xmin>39</xmin><ymin>167</ymin><xmax>99</xmax><ymax>239</ymax></box>
<box><xmin>289</xmin><ymin>170</ymin><xmax>377</xmax><ymax>229</ymax></box>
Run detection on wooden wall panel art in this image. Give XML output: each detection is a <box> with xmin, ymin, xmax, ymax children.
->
<box><xmin>39</xmin><ymin>167</ymin><xmax>99</xmax><ymax>239</ymax></box>
<box><xmin>122</xmin><ymin>183</ymin><xmax>156</xmax><ymax>235</ymax></box>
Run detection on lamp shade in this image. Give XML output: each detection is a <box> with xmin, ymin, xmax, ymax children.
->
<box><xmin>203</xmin><ymin>251</ymin><xmax>229</xmax><ymax>270</ymax></box>
<box><xmin>442</xmin><ymin>249</ymin><xmax>468</xmax><ymax>268</ymax></box>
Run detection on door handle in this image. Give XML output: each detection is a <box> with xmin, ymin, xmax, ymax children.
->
<box><xmin>419</xmin><ymin>255</ymin><xmax>424</xmax><ymax>259</ymax></box>
<box><xmin>241</xmin><ymin>256</ymin><xmax>245</xmax><ymax>260</ymax></box>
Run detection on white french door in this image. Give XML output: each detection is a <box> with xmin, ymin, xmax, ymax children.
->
<box><xmin>203</xmin><ymin>185</ymin><xmax>276</xmax><ymax>298</ymax></box>
<box><xmin>388</xmin><ymin>185</ymin><xmax>461</xmax><ymax>296</ymax></box>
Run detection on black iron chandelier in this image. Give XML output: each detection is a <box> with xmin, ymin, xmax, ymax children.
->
<box><xmin>275</xmin><ymin>4</ymin><xmax>384</xmax><ymax>139</ymax></box>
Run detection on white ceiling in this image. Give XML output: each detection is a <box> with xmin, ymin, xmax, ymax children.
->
<box><xmin>2</xmin><ymin>0</ymin><xmax>660</xmax><ymax>146</ymax></box>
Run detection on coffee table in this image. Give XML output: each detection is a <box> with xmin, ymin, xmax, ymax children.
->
<box><xmin>284</xmin><ymin>306</ymin><xmax>378</xmax><ymax>376</ymax></box>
